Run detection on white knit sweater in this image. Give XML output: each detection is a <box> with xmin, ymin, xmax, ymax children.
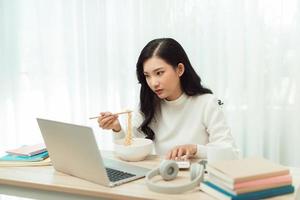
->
<box><xmin>113</xmin><ymin>93</ymin><xmax>237</xmax><ymax>158</ymax></box>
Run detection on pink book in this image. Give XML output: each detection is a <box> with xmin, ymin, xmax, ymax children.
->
<box><xmin>209</xmin><ymin>173</ymin><xmax>292</xmax><ymax>191</ymax></box>
<box><xmin>235</xmin><ymin>174</ymin><xmax>292</xmax><ymax>189</ymax></box>
<box><xmin>209</xmin><ymin>174</ymin><xmax>292</xmax><ymax>194</ymax></box>
<box><xmin>6</xmin><ymin>143</ymin><xmax>47</xmax><ymax>156</ymax></box>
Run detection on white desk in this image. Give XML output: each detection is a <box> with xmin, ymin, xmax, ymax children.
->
<box><xmin>0</xmin><ymin>152</ymin><xmax>299</xmax><ymax>200</ymax></box>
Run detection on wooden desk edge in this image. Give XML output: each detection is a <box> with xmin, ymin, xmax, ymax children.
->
<box><xmin>0</xmin><ymin>178</ymin><xmax>147</xmax><ymax>200</ymax></box>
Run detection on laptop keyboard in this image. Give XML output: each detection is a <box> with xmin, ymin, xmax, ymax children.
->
<box><xmin>105</xmin><ymin>167</ymin><xmax>135</xmax><ymax>182</ymax></box>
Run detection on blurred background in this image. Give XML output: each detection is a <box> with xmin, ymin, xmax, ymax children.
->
<box><xmin>0</xmin><ymin>0</ymin><xmax>300</xmax><ymax>182</ymax></box>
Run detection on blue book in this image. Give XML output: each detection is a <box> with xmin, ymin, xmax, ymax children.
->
<box><xmin>201</xmin><ymin>181</ymin><xmax>294</xmax><ymax>200</ymax></box>
<box><xmin>0</xmin><ymin>151</ymin><xmax>49</xmax><ymax>162</ymax></box>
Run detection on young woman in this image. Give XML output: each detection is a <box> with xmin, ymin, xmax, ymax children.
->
<box><xmin>98</xmin><ymin>38</ymin><xmax>237</xmax><ymax>160</ymax></box>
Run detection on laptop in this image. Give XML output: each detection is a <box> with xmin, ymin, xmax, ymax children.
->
<box><xmin>36</xmin><ymin>118</ymin><xmax>150</xmax><ymax>187</ymax></box>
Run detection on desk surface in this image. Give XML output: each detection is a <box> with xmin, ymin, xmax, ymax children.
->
<box><xmin>0</xmin><ymin>151</ymin><xmax>299</xmax><ymax>200</ymax></box>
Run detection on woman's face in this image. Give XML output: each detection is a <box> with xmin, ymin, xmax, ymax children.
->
<box><xmin>143</xmin><ymin>56</ymin><xmax>184</xmax><ymax>101</ymax></box>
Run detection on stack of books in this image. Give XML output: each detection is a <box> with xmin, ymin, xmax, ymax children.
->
<box><xmin>0</xmin><ymin>143</ymin><xmax>51</xmax><ymax>167</ymax></box>
<box><xmin>201</xmin><ymin>157</ymin><xmax>294</xmax><ymax>200</ymax></box>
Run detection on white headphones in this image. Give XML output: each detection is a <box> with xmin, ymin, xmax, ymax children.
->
<box><xmin>145</xmin><ymin>160</ymin><xmax>204</xmax><ymax>194</ymax></box>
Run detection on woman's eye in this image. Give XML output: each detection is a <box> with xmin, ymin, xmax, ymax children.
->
<box><xmin>157</xmin><ymin>71</ymin><xmax>164</xmax><ymax>76</ymax></box>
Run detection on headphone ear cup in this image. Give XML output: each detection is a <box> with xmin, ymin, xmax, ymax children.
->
<box><xmin>190</xmin><ymin>163</ymin><xmax>202</xmax><ymax>181</ymax></box>
<box><xmin>159</xmin><ymin>160</ymin><xmax>179</xmax><ymax>181</ymax></box>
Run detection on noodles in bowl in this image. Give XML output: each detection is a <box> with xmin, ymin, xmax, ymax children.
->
<box><xmin>114</xmin><ymin>111</ymin><xmax>153</xmax><ymax>161</ymax></box>
<box><xmin>114</xmin><ymin>138</ymin><xmax>153</xmax><ymax>162</ymax></box>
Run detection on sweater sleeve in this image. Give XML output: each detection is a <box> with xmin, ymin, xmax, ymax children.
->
<box><xmin>195</xmin><ymin>96</ymin><xmax>238</xmax><ymax>158</ymax></box>
<box><xmin>112</xmin><ymin>108</ymin><xmax>146</xmax><ymax>141</ymax></box>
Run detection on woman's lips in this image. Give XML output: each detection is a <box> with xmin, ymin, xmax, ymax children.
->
<box><xmin>155</xmin><ymin>89</ymin><xmax>163</xmax><ymax>95</ymax></box>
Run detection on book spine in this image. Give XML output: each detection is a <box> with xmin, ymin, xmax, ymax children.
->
<box><xmin>202</xmin><ymin>181</ymin><xmax>294</xmax><ymax>200</ymax></box>
<box><xmin>209</xmin><ymin>173</ymin><xmax>292</xmax><ymax>190</ymax></box>
<box><xmin>234</xmin><ymin>170</ymin><xmax>290</xmax><ymax>183</ymax></box>
<box><xmin>208</xmin><ymin>166</ymin><xmax>290</xmax><ymax>184</ymax></box>
<box><xmin>235</xmin><ymin>175</ymin><xmax>292</xmax><ymax>189</ymax></box>
<box><xmin>233</xmin><ymin>185</ymin><xmax>294</xmax><ymax>200</ymax></box>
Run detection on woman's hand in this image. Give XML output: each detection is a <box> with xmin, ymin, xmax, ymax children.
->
<box><xmin>165</xmin><ymin>144</ymin><xmax>197</xmax><ymax>160</ymax></box>
<box><xmin>97</xmin><ymin>112</ymin><xmax>121</xmax><ymax>132</ymax></box>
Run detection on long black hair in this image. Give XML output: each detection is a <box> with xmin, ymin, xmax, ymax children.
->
<box><xmin>136</xmin><ymin>38</ymin><xmax>212</xmax><ymax>140</ymax></box>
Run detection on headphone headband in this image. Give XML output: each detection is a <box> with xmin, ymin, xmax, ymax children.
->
<box><xmin>145</xmin><ymin>161</ymin><xmax>204</xmax><ymax>194</ymax></box>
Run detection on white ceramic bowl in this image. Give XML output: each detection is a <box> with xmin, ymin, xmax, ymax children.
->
<box><xmin>114</xmin><ymin>138</ymin><xmax>153</xmax><ymax>162</ymax></box>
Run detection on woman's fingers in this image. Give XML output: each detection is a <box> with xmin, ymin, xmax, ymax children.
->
<box><xmin>185</xmin><ymin>149</ymin><xmax>191</xmax><ymax>160</ymax></box>
<box><xmin>98</xmin><ymin>112</ymin><xmax>110</xmax><ymax>124</ymax></box>
<box><xmin>165</xmin><ymin>147</ymin><xmax>181</xmax><ymax>160</ymax></box>
<box><xmin>165</xmin><ymin>145</ymin><xmax>196</xmax><ymax>160</ymax></box>
<box><xmin>98</xmin><ymin>112</ymin><xmax>117</xmax><ymax>129</ymax></box>
<box><xmin>177</xmin><ymin>148</ymin><xmax>184</xmax><ymax>158</ymax></box>
<box><xmin>102</xmin><ymin>116</ymin><xmax>117</xmax><ymax>128</ymax></box>
<box><xmin>171</xmin><ymin>148</ymin><xmax>179</xmax><ymax>160</ymax></box>
<box><xmin>101</xmin><ymin>112</ymin><xmax>114</xmax><ymax>119</ymax></box>
<box><xmin>165</xmin><ymin>151</ymin><xmax>172</xmax><ymax>160</ymax></box>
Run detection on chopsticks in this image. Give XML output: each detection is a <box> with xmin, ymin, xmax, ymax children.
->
<box><xmin>89</xmin><ymin>110</ymin><xmax>132</xmax><ymax>120</ymax></box>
